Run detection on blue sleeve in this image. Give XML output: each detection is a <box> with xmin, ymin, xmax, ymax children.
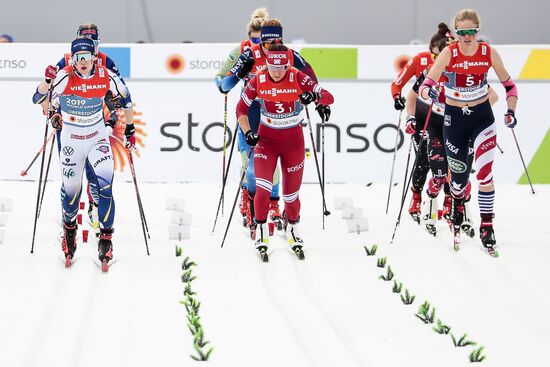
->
<box><xmin>32</xmin><ymin>87</ymin><xmax>47</xmax><ymax>104</ymax></box>
<box><xmin>56</xmin><ymin>57</ymin><xmax>66</xmax><ymax>69</ymax></box>
<box><xmin>218</xmin><ymin>49</ymin><xmax>254</xmax><ymax>93</ymax></box>
<box><xmin>105</xmin><ymin>56</ymin><xmax>132</xmax><ymax>106</ymax></box>
<box><xmin>291</xmin><ymin>50</ymin><xmax>318</xmax><ymax>83</ymax></box>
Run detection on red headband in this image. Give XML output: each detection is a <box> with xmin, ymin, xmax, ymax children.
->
<box><xmin>266</xmin><ymin>50</ymin><xmax>290</xmax><ymax>66</ymax></box>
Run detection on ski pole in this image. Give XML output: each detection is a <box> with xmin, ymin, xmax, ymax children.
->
<box><xmin>128</xmin><ymin>150</ymin><xmax>150</xmax><ymax>255</ymax></box>
<box><xmin>385</xmin><ymin>109</ymin><xmax>403</xmax><ymax>214</ymax></box>
<box><xmin>37</xmin><ymin>133</ymin><xmax>56</xmax><ymax>218</ymax></box>
<box><xmin>220</xmin><ymin>149</ymin><xmax>252</xmax><ymax>248</ymax></box>
<box><xmin>390</xmin><ymin>102</ymin><xmax>433</xmax><ymax>244</ymax></box>
<box><xmin>511</xmin><ymin>129</ymin><xmax>535</xmax><ymax>194</ymax></box>
<box><xmin>321</xmin><ymin>114</ymin><xmax>327</xmax><ymax>229</ymax></box>
<box><xmin>31</xmin><ymin>84</ymin><xmax>54</xmax><ymax>254</ymax></box>
<box><xmin>496</xmin><ymin>142</ymin><xmax>504</xmax><ymax>154</ymax></box>
<box><xmin>305</xmin><ymin>107</ymin><xmax>331</xmax><ymax>222</ymax></box>
<box><xmin>398</xmin><ymin>137</ymin><xmax>415</xmax><ymax>207</ymax></box>
<box><xmin>221</xmin><ymin>94</ymin><xmax>228</xmax><ymax>215</ymax></box>
<box><xmin>212</xmin><ymin>123</ymin><xmax>239</xmax><ymax>233</ymax></box>
<box><xmin>21</xmin><ymin>131</ymin><xmax>55</xmax><ymax>177</ymax></box>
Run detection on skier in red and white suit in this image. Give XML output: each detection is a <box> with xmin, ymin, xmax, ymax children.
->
<box><xmin>236</xmin><ymin>44</ymin><xmax>334</xmax><ymax>255</ymax></box>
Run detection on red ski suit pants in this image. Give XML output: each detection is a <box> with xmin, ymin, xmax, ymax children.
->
<box><xmin>253</xmin><ymin>124</ymin><xmax>304</xmax><ymax>223</ymax></box>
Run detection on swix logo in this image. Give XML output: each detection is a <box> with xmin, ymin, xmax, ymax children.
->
<box><xmin>452</xmin><ymin>61</ymin><xmax>489</xmax><ymax>69</ymax></box>
<box><xmin>480</xmin><ymin>139</ymin><xmax>495</xmax><ymax>151</ymax></box>
<box><xmin>287</xmin><ymin>161</ymin><xmax>304</xmax><ymax>173</ymax></box>
<box><xmin>259</xmin><ymin>88</ymin><xmax>298</xmax><ymax>97</ymax></box>
<box><xmin>446</xmin><ymin>139</ymin><xmax>459</xmax><ymax>154</ymax></box>
<box><xmin>70</xmin><ymin>83</ymin><xmax>107</xmax><ymax>93</ymax></box>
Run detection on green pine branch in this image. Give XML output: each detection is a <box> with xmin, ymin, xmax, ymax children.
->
<box><xmin>379</xmin><ymin>266</ymin><xmax>394</xmax><ymax>281</ymax></box>
<box><xmin>364</xmin><ymin>244</ymin><xmax>378</xmax><ymax>256</ymax></box>
<box><xmin>184</xmin><ymin>283</ymin><xmax>196</xmax><ymax>296</ymax></box>
<box><xmin>182</xmin><ymin>256</ymin><xmax>197</xmax><ymax>271</ymax></box>
<box><xmin>175</xmin><ymin>245</ymin><xmax>183</xmax><ymax>257</ymax></box>
<box><xmin>392</xmin><ymin>280</ymin><xmax>403</xmax><ymax>293</ymax></box>
<box><xmin>190</xmin><ymin>343</ymin><xmax>214</xmax><ymax>361</ymax></box>
<box><xmin>377</xmin><ymin>257</ymin><xmax>387</xmax><ymax>268</ymax></box>
<box><xmin>415</xmin><ymin>300</ymin><xmax>436</xmax><ymax>324</ymax></box>
<box><xmin>181</xmin><ymin>269</ymin><xmax>197</xmax><ymax>283</ymax></box>
<box><xmin>469</xmin><ymin>346</ymin><xmax>486</xmax><ymax>363</ymax></box>
<box><xmin>451</xmin><ymin>333</ymin><xmax>477</xmax><ymax>347</ymax></box>
<box><xmin>400</xmin><ymin>289</ymin><xmax>415</xmax><ymax>305</ymax></box>
<box><xmin>432</xmin><ymin>319</ymin><xmax>451</xmax><ymax>334</ymax></box>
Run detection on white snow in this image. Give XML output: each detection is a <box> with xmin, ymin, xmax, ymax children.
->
<box><xmin>0</xmin><ymin>180</ymin><xmax>548</xmax><ymax>367</ymax></box>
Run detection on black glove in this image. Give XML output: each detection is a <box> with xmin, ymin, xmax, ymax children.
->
<box><xmin>393</xmin><ymin>95</ymin><xmax>406</xmax><ymax>110</ymax></box>
<box><xmin>315</xmin><ymin>104</ymin><xmax>331</xmax><ymax>122</ymax></box>
<box><xmin>237</xmin><ymin>58</ymin><xmax>255</xmax><ymax>79</ymax></box>
<box><xmin>105</xmin><ymin>110</ymin><xmax>118</xmax><ymax>130</ymax></box>
<box><xmin>50</xmin><ymin>112</ymin><xmax>63</xmax><ymax>130</ymax></box>
<box><xmin>299</xmin><ymin>91</ymin><xmax>318</xmax><ymax>105</ymax></box>
<box><xmin>244</xmin><ymin>130</ymin><xmax>259</xmax><ymax>147</ymax></box>
<box><xmin>124</xmin><ymin>123</ymin><xmax>136</xmax><ymax>150</ymax></box>
<box><xmin>504</xmin><ymin>109</ymin><xmax>517</xmax><ymax>128</ymax></box>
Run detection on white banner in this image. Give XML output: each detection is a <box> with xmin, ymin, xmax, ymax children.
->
<box><xmin>0</xmin><ymin>79</ymin><xmax>545</xmax><ymax>183</ymax></box>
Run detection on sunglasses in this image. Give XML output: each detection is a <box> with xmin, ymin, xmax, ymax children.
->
<box><xmin>455</xmin><ymin>28</ymin><xmax>479</xmax><ymax>37</ymax></box>
<box><xmin>267</xmin><ymin>63</ymin><xmax>288</xmax><ymax>72</ymax></box>
<box><xmin>72</xmin><ymin>52</ymin><xmax>93</xmax><ymax>62</ymax></box>
<box><xmin>250</xmin><ymin>37</ymin><xmax>261</xmax><ymax>44</ymax></box>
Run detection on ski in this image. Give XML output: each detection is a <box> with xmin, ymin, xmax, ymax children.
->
<box><xmin>452</xmin><ymin>224</ymin><xmax>461</xmax><ymax>251</ymax></box>
<box><xmin>424</xmin><ymin>224</ymin><xmax>437</xmax><ymax>236</ymax></box>
<box><xmin>410</xmin><ymin>213</ymin><xmax>421</xmax><ymax>225</ymax></box>
<box><xmin>461</xmin><ymin>223</ymin><xmax>475</xmax><ymax>238</ymax></box>
<box><xmin>483</xmin><ymin>245</ymin><xmax>499</xmax><ymax>258</ymax></box>
<box><xmin>292</xmin><ymin>245</ymin><xmax>305</xmax><ymax>260</ymax></box>
<box><xmin>101</xmin><ymin>259</ymin><xmax>109</xmax><ymax>272</ymax></box>
<box><xmin>257</xmin><ymin>246</ymin><xmax>269</xmax><ymax>263</ymax></box>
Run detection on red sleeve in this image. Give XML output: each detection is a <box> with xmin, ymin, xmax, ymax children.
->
<box><xmin>236</xmin><ymin>76</ymin><xmax>258</xmax><ymax>119</ymax></box>
<box><xmin>390</xmin><ymin>55</ymin><xmax>419</xmax><ymax>98</ymax></box>
<box><xmin>297</xmin><ymin>70</ymin><xmax>334</xmax><ymax>105</ymax></box>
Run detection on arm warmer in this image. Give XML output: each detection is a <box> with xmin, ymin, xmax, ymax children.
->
<box><xmin>501</xmin><ymin>77</ymin><xmax>518</xmax><ymax>99</ymax></box>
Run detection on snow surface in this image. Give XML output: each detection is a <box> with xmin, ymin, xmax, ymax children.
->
<box><xmin>0</xmin><ymin>180</ymin><xmax>549</xmax><ymax>367</ymax></box>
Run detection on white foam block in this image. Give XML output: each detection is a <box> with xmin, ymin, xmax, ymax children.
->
<box><xmin>334</xmin><ymin>197</ymin><xmax>353</xmax><ymax>210</ymax></box>
<box><xmin>168</xmin><ymin>224</ymin><xmax>191</xmax><ymax>240</ymax></box>
<box><xmin>170</xmin><ymin>211</ymin><xmax>192</xmax><ymax>226</ymax></box>
<box><xmin>0</xmin><ymin>213</ymin><xmax>8</xmax><ymax>227</ymax></box>
<box><xmin>0</xmin><ymin>228</ymin><xmax>5</xmax><ymax>244</ymax></box>
<box><xmin>165</xmin><ymin>198</ymin><xmax>185</xmax><ymax>211</ymax></box>
<box><xmin>0</xmin><ymin>198</ymin><xmax>13</xmax><ymax>212</ymax></box>
<box><xmin>346</xmin><ymin>218</ymin><xmax>369</xmax><ymax>233</ymax></box>
<box><xmin>342</xmin><ymin>207</ymin><xmax>363</xmax><ymax>220</ymax></box>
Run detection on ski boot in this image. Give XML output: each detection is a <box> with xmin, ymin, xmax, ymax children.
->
<box><xmin>61</xmin><ymin>221</ymin><xmax>77</xmax><ymax>268</ymax></box>
<box><xmin>285</xmin><ymin>221</ymin><xmax>305</xmax><ymax>260</ymax></box>
<box><xmin>441</xmin><ymin>194</ymin><xmax>452</xmax><ymax>220</ymax></box>
<box><xmin>460</xmin><ymin>198</ymin><xmax>475</xmax><ymax>238</ymax></box>
<box><xmin>480</xmin><ymin>215</ymin><xmax>498</xmax><ymax>257</ymax></box>
<box><xmin>408</xmin><ymin>189</ymin><xmax>422</xmax><ymax>224</ymax></box>
<box><xmin>255</xmin><ymin>222</ymin><xmax>269</xmax><ymax>262</ymax></box>
<box><xmin>98</xmin><ymin>228</ymin><xmax>114</xmax><ymax>272</ymax></box>
<box><xmin>420</xmin><ymin>194</ymin><xmax>438</xmax><ymax>236</ymax></box>
<box><xmin>268</xmin><ymin>198</ymin><xmax>283</xmax><ymax>233</ymax></box>
<box><xmin>239</xmin><ymin>188</ymin><xmax>249</xmax><ymax>228</ymax></box>
<box><xmin>450</xmin><ymin>197</ymin><xmax>465</xmax><ymax>251</ymax></box>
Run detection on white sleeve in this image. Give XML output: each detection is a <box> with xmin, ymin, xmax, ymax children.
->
<box><xmin>108</xmin><ymin>69</ymin><xmax>131</xmax><ymax>108</ymax></box>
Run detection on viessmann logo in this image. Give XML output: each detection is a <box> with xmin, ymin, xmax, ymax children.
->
<box><xmin>259</xmin><ymin>88</ymin><xmax>298</xmax><ymax>97</ymax></box>
<box><xmin>165</xmin><ymin>54</ymin><xmax>224</xmax><ymax>74</ymax></box>
<box><xmin>70</xmin><ymin>84</ymin><xmax>107</xmax><ymax>93</ymax></box>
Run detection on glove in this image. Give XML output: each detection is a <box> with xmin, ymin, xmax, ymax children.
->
<box><xmin>105</xmin><ymin>111</ymin><xmax>117</xmax><ymax>135</ymax></box>
<box><xmin>504</xmin><ymin>109</ymin><xmax>517</xmax><ymax>128</ymax></box>
<box><xmin>405</xmin><ymin>115</ymin><xmax>416</xmax><ymax>134</ymax></box>
<box><xmin>393</xmin><ymin>95</ymin><xmax>406</xmax><ymax>110</ymax></box>
<box><xmin>244</xmin><ymin>130</ymin><xmax>259</xmax><ymax>147</ymax></box>
<box><xmin>299</xmin><ymin>91</ymin><xmax>317</xmax><ymax>105</ymax></box>
<box><xmin>50</xmin><ymin>112</ymin><xmax>63</xmax><ymax>130</ymax></box>
<box><xmin>124</xmin><ymin>123</ymin><xmax>136</xmax><ymax>150</ymax></box>
<box><xmin>427</xmin><ymin>86</ymin><xmax>439</xmax><ymax>102</ymax></box>
<box><xmin>108</xmin><ymin>95</ymin><xmax>122</xmax><ymax>109</ymax></box>
<box><xmin>236</xmin><ymin>58</ymin><xmax>254</xmax><ymax>79</ymax></box>
<box><xmin>315</xmin><ymin>104</ymin><xmax>331</xmax><ymax>122</ymax></box>
<box><xmin>45</xmin><ymin>65</ymin><xmax>58</xmax><ymax>84</ymax></box>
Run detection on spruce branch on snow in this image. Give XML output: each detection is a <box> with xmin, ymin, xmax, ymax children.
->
<box><xmin>469</xmin><ymin>346</ymin><xmax>486</xmax><ymax>363</ymax></box>
<box><xmin>377</xmin><ymin>257</ymin><xmax>387</xmax><ymax>268</ymax></box>
<box><xmin>181</xmin><ymin>269</ymin><xmax>197</xmax><ymax>283</ymax></box>
<box><xmin>175</xmin><ymin>246</ymin><xmax>183</xmax><ymax>257</ymax></box>
<box><xmin>379</xmin><ymin>266</ymin><xmax>394</xmax><ymax>281</ymax></box>
<box><xmin>432</xmin><ymin>319</ymin><xmax>451</xmax><ymax>334</ymax></box>
<box><xmin>400</xmin><ymin>289</ymin><xmax>415</xmax><ymax>305</ymax></box>
<box><xmin>182</xmin><ymin>257</ymin><xmax>197</xmax><ymax>271</ymax></box>
<box><xmin>364</xmin><ymin>244</ymin><xmax>378</xmax><ymax>256</ymax></box>
<box><xmin>184</xmin><ymin>283</ymin><xmax>196</xmax><ymax>296</ymax></box>
<box><xmin>451</xmin><ymin>333</ymin><xmax>477</xmax><ymax>347</ymax></box>
<box><xmin>191</xmin><ymin>343</ymin><xmax>214</xmax><ymax>361</ymax></box>
<box><xmin>392</xmin><ymin>280</ymin><xmax>403</xmax><ymax>293</ymax></box>
<box><xmin>415</xmin><ymin>300</ymin><xmax>436</xmax><ymax>324</ymax></box>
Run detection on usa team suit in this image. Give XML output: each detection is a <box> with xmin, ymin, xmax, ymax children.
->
<box><xmin>236</xmin><ymin>50</ymin><xmax>334</xmax><ymax>224</ymax></box>
<box><xmin>49</xmin><ymin>64</ymin><xmax>130</xmax><ymax>229</ymax></box>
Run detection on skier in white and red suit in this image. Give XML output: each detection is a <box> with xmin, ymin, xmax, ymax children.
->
<box><xmin>235</xmin><ymin>43</ymin><xmax>334</xmax><ymax>254</ymax></box>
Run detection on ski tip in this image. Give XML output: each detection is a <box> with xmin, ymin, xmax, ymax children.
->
<box><xmin>65</xmin><ymin>256</ymin><xmax>72</xmax><ymax>268</ymax></box>
<box><xmin>101</xmin><ymin>259</ymin><xmax>109</xmax><ymax>272</ymax></box>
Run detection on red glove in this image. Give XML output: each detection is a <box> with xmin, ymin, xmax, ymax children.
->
<box><xmin>50</xmin><ymin>113</ymin><xmax>63</xmax><ymax>130</ymax></box>
<box><xmin>405</xmin><ymin>115</ymin><xmax>416</xmax><ymax>134</ymax></box>
<box><xmin>124</xmin><ymin>124</ymin><xmax>136</xmax><ymax>150</ymax></box>
<box><xmin>45</xmin><ymin>65</ymin><xmax>58</xmax><ymax>83</ymax></box>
